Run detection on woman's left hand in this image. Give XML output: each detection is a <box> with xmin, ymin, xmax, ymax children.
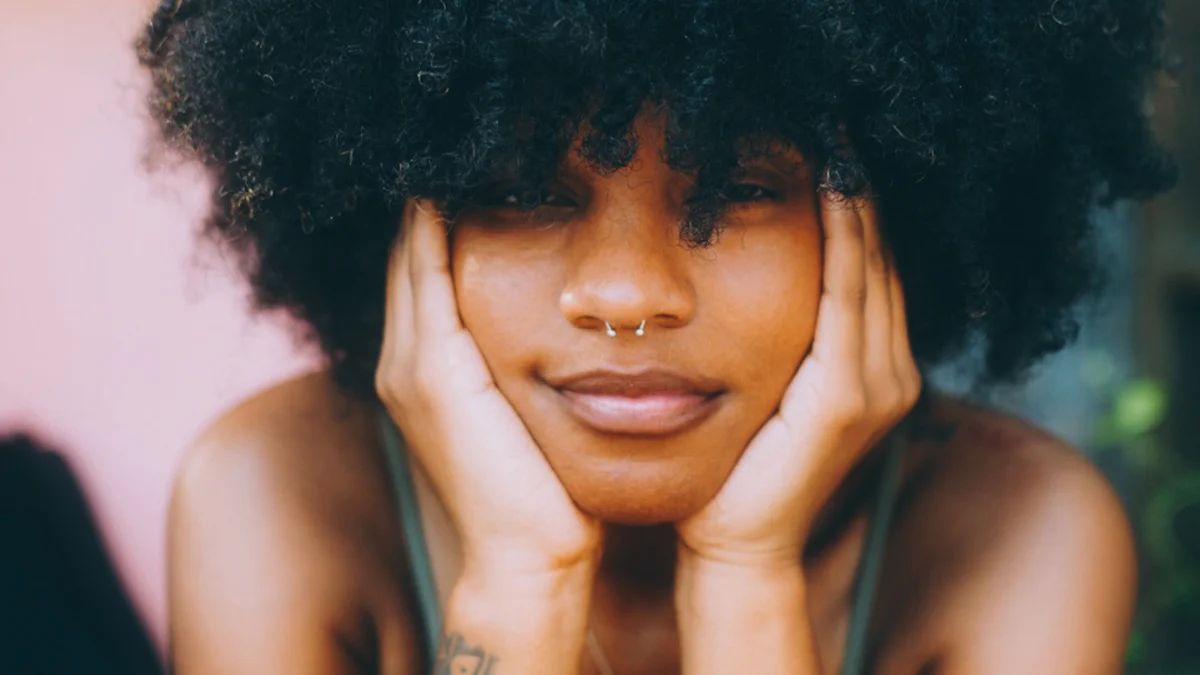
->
<box><xmin>676</xmin><ymin>189</ymin><xmax>922</xmax><ymax>569</ymax></box>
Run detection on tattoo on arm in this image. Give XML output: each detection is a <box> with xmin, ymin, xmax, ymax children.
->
<box><xmin>433</xmin><ymin>633</ymin><xmax>498</xmax><ymax>675</ymax></box>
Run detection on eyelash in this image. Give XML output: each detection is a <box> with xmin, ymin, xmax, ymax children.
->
<box><xmin>716</xmin><ymin>183</ymin><xmax>779</xmax><ymax>204</ymax></box>
<box><xmin>499</xmin><ymin>188</ymin><xmax>576</xmax><ymax>210</ymax></box>
<box><xmin>492</xmin><ymin>182</ymin><xmax>779</xmax><ymax>212</ymax></box>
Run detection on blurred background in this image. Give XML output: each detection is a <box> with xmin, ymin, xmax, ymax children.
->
<box><xmin>0</xmin><ymin>1</ymin><xmax>1196</xmax><ymax>673</ymax></box>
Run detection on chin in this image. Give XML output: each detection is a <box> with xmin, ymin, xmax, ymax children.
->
<box><xmin>555</xmin><ymin>459</ymin><xmax>725</xmax><ymax>525</ymax></box>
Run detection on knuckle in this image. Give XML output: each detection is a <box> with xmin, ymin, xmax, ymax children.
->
<box><xmin>412</xmin><ymin>358</ymin><xmax>442</xmax><ymax>399</ymax></box>
<box><xmin>902</xmin><ymin>364</ymin><xmax>924</xmax><ymax>402</ymax></box>
<box><xmin>890</xmin><ymin>392</ymin><xmax>914</xmax><ymax>422</ymax></box>
<box><xmin>373</xmin><ymin>370</ymin><xmax>391</xmax><ymax>402</ymax></box>
<box><xmin>832</xmin><ymin>388</ymin><xmax>868</xmax><ymax>426</ymax></box>
<box><xmin>878</xmin><ymin>385</ymin><xmax>906</xmax><ymax>418</ymax></box>
<box><xmin>905</xmin><ymin>378</ymin><xmax>923</xmax><ymax>408</ymax></box>
<box><xmin>374</xmin><ymin>358</ymin><xmax>399</xmax><ymax>403</ymax></box>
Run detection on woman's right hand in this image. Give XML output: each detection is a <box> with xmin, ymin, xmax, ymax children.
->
<box><xmin>375</xmin><ymin>200</ymin><xmax>602</xmax><ymax>579</ymax></box>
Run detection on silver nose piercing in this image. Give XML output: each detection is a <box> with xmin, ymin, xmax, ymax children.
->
<box><xmin>603</xmin><ymin>320</ymin><xmax>647</xmax><ymax>337</ymax></box>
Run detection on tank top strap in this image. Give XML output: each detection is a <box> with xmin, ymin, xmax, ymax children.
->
<box><xmin>376</xmin><ymin>411</ymin><xmax>444</xmax><ymax>664</ymax></box>
<box><xmin>840</xmin><ymin>423</ymin><xmax>908</xmax><ymax>675</ymax></box>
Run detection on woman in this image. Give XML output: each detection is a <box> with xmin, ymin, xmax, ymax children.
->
<box><xmin>138</xmin><ymin>1</ymin><xmax>1175</xmax><ymax>673</ymax></box>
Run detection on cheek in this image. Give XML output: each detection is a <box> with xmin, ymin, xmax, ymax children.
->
<box><xmin>704</xmin><ymin>221</ymin><xmax>822</xmax><ymax>377</ymax></box>
<box><xmin>450</xmin><ymin>228</ymin><xmax>559</xmax><ymax>380</ymax></box>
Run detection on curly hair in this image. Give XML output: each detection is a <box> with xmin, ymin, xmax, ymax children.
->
<box><xmin>136</xmin><ymin>0</ymin><xmax>1175</xmax><ymax>393</ymax></box>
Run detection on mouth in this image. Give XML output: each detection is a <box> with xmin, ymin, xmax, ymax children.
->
<box><xmin>544</xmin><ymin>368</ymin><xmax>726</xmax><ymax>437</ymax></box>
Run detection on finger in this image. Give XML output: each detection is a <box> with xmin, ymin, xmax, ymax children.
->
<box><xmin>858</xmin><ymin>195</ymin><xmax>894</xmax><ymax>395</ymax></box>
<box><xmin>379</xmin><ymin>203</ymin><xmax>416</xmax><ymax>382</ymax></box>
<box><xmin>809</xmin><ymin>189</ymin><xmax>867</xmax><ymax>371</ymax></box>
<box><xmin>408</xmin><ymin>199</ymin><xmax>463</xmax><ymax>341</ymax></box>
<box><xmin>887</xmin><ymin>253</ymin><xmax>922</xmax><ymax>401</ymax></box>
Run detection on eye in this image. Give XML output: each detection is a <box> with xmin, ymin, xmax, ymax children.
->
<box><xmin>498</xmin><ymin>187</ymin><xmax>576</xmax><ymax>210</ymax></box>
<box><xmin>719</xmin><ymin>182</ymin><xmax>779</xmax><ymax>204</ymax></box>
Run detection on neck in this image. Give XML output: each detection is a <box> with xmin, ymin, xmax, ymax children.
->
<box><xmin>598</xmin><ymin>522</ymin><xmax>678</xmax><ymax>594</ymax></box>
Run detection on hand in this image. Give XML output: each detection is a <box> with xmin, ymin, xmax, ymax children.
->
<box><xmin>375</xmin><ymin>200</ymin><xmax>602</xmax><ymax>577</ymax></box>
<box><xmin>676</xmin><ymin>190</ymin><xmax>921</xmax><ymax>568</ymax></box>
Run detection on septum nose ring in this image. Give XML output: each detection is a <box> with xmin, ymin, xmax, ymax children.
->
<box><xmin>604</xmin><ymin>320</ymin><xmax>647</xmax><ymax>337</ymax></box>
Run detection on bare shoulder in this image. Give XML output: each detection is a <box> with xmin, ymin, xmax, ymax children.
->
<box><xmin>178</xmin><ymin>370</ymin><xmax>398</xmax><ymax>562</ymax></box>
<box><xmin>183</xmin><ymin>370</ymin><xmax>387</xmax><ymax>517</ymax></box>
<box><xmin>170</xmin><ymin>371</ymin><xmax>419</xmax><ymax>675</ymax></box>
<box><xmin>881</xmin><ymin>396</ymin><xmax>1136</xmax><ymax>674</ymax></box>
<box><xmin>909</xmin><ymin>396</ymin><xmax>1133</xmax><ymax>548</ymax></box>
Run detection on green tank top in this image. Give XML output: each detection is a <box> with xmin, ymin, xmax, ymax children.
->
<box><xmin>377</xmin><ymin>415</ymin><xmax>905</xmax><ymax>674</ymax></box>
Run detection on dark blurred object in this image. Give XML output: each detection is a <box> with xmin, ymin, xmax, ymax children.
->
<box><xmin>1130</xmin><ymin>0</ymin><xmax>1200</xmax><ymax>672</ymax></box>
<box><xmin>0</xmin><ymin>433</ymin><xmax>163</xmax><ymax>675</ymax></box>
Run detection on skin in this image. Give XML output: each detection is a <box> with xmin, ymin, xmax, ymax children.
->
<box><xmin>448</xmin><ymin>123</ymin><xmax>821</xmax><ymax>525</ymax></box>
<box><xmin>169</xmin><ymin>115</ymin><xmax>1138</xmax><ymax>674</ymax></box>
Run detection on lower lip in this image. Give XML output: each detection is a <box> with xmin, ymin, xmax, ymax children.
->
<box><xmin>556</xmin><ymin>389</ymin><xmax>723</xmax><ymax>436</ymax></box>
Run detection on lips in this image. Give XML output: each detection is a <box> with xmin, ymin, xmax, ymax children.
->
<box><xmin>545</xmin><ymin>368</ymin><xmax>726</xmax><ymax>436</ymax></box>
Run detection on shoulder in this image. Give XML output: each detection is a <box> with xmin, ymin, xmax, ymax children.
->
<box><xmin>170</xmin><ymin>371</ymin><xmax>420</xmax><ymax>674</ymax></box>
<box><xmin>182</xmin><ymin>370</ymin><xmax>384</xmax><ymax>504</ymax></box>
<box><xmin>176</xmin><ymin>371</ymin><xmax>397</xmax><ymax>560</ymax></box>
<box><xmin>883</xmin><ymin>396</ymin><xmax>1135</xmax><ymax>674</ymax></box>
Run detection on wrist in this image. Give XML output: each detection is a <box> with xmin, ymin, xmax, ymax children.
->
<box><xmin>447</xmin><ymin>574</ymin><xmax>591</xmax><ymax>633</ymax></box>
<box><xmin>676</xmin><ymin>542</ymin><xmax>807</xmax><ymax>596</ymax></box>
<box><xmin>676</xmin><ymin>534</ymin><xmax>807</xmax><ymax>573</ymax></box>
<box><xmin>443</xmin><ymin>560</ymin><xmax>598</xmax><ymax>673</ymax></box>
<box><xmin>460</xmin><ymin>530</ymin><xmax>603</xmax><ymax>580</ymax></box>
<box><xmin>458</xmin><ymin>549</ymin><xmax>599</xmax><ymax>598</ymax></box>
<box><xmin>676</xmin><ymin>541</ymin><xmax>807</xmax><ymax>623</ymax></box>
<box><xmin>675</xmin><ymin>544</ymin><xmax>817</xmax><ymax>673</ymax></box>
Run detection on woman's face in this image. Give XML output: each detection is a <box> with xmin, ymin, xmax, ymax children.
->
<box><xmin>451</xmin><ymin>115</ymin><xmax>822</xmax><ymax>524</ymax></box>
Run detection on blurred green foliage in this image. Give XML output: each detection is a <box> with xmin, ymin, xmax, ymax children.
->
<box><xmin>1097</xmin><ymin>378</ymin><xmax>1200</xmax><ymax>674</ymax></box>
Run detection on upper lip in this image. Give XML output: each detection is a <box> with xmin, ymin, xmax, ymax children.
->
<box><xmin>545</xmin><ymin>367</ymin><xmax>725</xmax><ymax>397</ymax></box>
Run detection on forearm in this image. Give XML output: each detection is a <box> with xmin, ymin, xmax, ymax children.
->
<box><xmin>675</xmin><ymin>547</ymin><xmax>821</xmax><ymax>675</ymax></box>
<box><xmin>437</xmin><ymin>558</ymin><xmax>596</xmax><ymax>675</ymax></box>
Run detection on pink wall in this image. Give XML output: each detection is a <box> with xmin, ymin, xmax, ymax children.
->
<box><xmin>0</xmin><ymin>1</ymin><xmax>317</xmax><ymax>648</ymax></box>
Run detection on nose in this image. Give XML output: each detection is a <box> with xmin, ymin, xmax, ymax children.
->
<box><xmin>559</xmin><ymin>205</ymin><xmax>696</xmax><ymax>336</ymax></box>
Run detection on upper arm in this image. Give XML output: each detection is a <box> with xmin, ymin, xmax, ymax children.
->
<box><xmin>168</xmin><ymin>434</ymin><xmax>366</xmax><ymax>674</ymax></box>
<box><xmin>168</xmin><ymin>377</ymin><xmax>420</xmax><ymax>675</ymax></box>
<box><xmin>939</xmin><ymin>449</ymin><xmax>1137</xmax><ymax>675</ymax></box>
